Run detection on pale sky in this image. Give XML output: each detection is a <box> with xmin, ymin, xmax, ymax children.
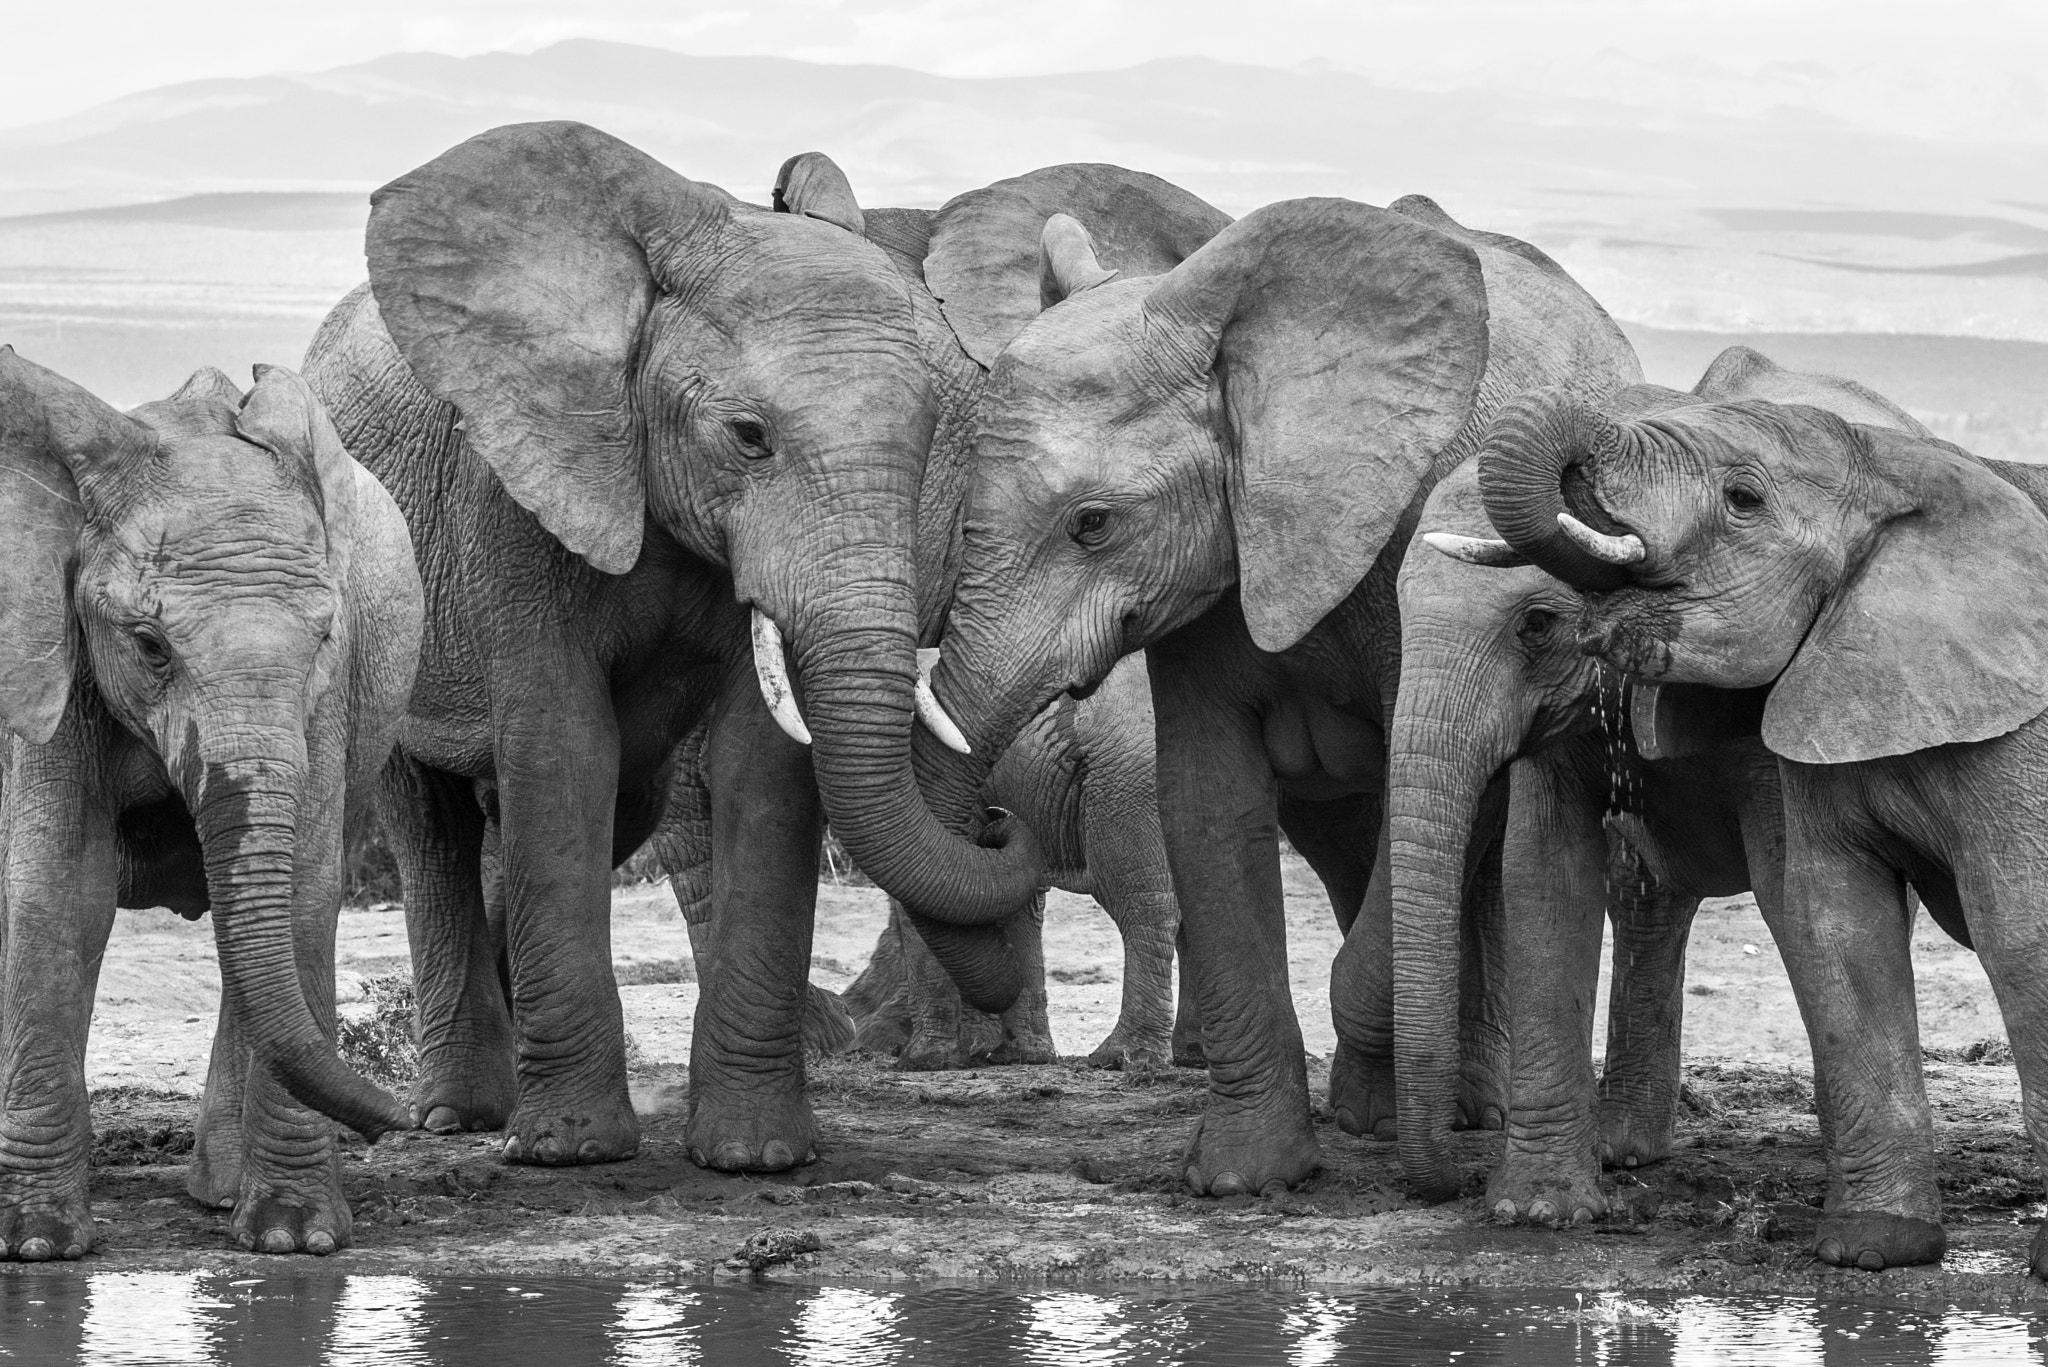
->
<box><xmin>4</xmin><ymin>0</ymin><xmax>2045</xmax><ymax>131</ymax></box>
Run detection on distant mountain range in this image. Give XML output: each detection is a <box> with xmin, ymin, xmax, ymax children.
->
<box><xmin>2</xmin><ymin>40</ymin><xmax>2044</xmax><ymax>219</ymax></box>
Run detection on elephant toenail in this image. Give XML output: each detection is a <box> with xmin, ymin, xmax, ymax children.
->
<box><xmin>1857</xmin><ymin>1250</ymin><xmax>1885</xmax><ymax>1271</ymax></box>
<box><xmin>1183</xmin><ymin>1165</ymin><xmax>1204</xmax><ymax>1193</ymax></box>
<box><xmin>62</xmin><ymin>1243</ymin><xmax>84</xmax><ymax>1260</ymax></box>
<box><xmin>1623</xmin><ymin>1155</ymin><xmax>1639</xmax><ymax>1169</ymax></box>
<box><xmin>762</xmin><ymin>1141</ymin><xmax>795</xmax><ymax>1170</ymax></box>
<box><xmin>1259</xmin><ymin>1180</ymin><xmax>1287</xmax><ymax>1199</ymax></box>
<box><xmin>577</xmin><ymin>1139</ymin><xmax>603</xmax><ymax>1161</ymax></box>
<box><xmin>237</xmin><ymin>1231</ymin><xmax>258</xmax><ymax>1250</ymax></box>
<box><xmin>1492</xmin><ymin>1200</ymin><xmax>1517</xmax><ymax>1221</ymax></box>
<box><xmin>1332</xmin><ymin>1107</ymin><xmax>1357</xmax><ymax>1134</ymax></box>
<box><xmin>262</xmin><ymin>1229</ymin><xmax>296</xmax><ymax>1254</ymax></box>
<box><xmin>1571</xmin><ymin>1207</ymin><xmax>1594</xmax><ymax>1226</ymax></box>
<box><xmin>1528</xmin><ymin>1200</ymin><xmax>1557</xmax><ymax>1223</ymax></box>
<box><xmin>714</xmin><ymin>1142</ymin><xmax>752</xmax><ymax>1170</ymax></box>
<box><xmin>1484</xmin><ymin>1107</ymin><xmax>1505</xmax><ymax>1131</ymax></box>
<box><xmin>424</xmin><ymin>1106</ymin><xmax>463</xmax><ymax>1134</ymax></box>
<box><xmin>1817</xmin><ymin>1238</ymin><xmax>1845</xmax><ymax>1264</ymax></box>
<box><xmin>18</xmin><ymin>1238</ymin><xmax>53</xmax><ymax>1262</ymax></box>
<box><xmin>306</xmin><ymin>1232</ymin><xmax>336</xmax><ymax>1256</ymax></box>
<box><xmin>1209</xmin><ymin>1171</ymin><xmax>1246</xmax><ymax>1197</ymax></box>
<box><xmin>1372</xmin><ymin>1119</ymin><xmax>1398</xmax><ymax>1141</ymax></box>
<box><xmin>535</xmin><ymin>1138</ymin><xmax>567</xmax><ymax>1163</ymax></box>
<box><xmin>501</xmin><ymin>1137</ymin><xmax>525</xmax><ymax>1162</ymax></box>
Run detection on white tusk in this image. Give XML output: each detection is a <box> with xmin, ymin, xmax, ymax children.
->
<box><xmin>914</xmin><ymin>646</ymin><xmax>972</xmax><ymax>755</ymax></box>
<box><xmin>1556</xmin><ymin>512</ymin><xmax>1646</xmax><ymax>565</ymax></box>
<box><xmin>1422</xmin><ymin>532</ymin><xmax>1529</xmax><ymax>568</ymax></box>
<box><xmin>751</xmin><ymin>609</ymin><xmax>812</xmax><ymax>746</ymax></box>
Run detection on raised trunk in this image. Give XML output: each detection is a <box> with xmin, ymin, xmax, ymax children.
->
<box><xmin>1388</xmin><ymin>650</ymin><xmax>1514</xmax><ymax>1201</ymax></box>
<box><xmin>196</xmin><ymin>762</ymin><xmax>409</xmax><ymax>1140</ymax></box>
<box><xmin>1477</xmin><ymin>390</ymin><xmax>1637</xmax><ymax>591</ymax></box>
<box><xmin>795</xmin><ymin>592</ymin><xmax>1040</xmax><ymax>1014</ymax></box>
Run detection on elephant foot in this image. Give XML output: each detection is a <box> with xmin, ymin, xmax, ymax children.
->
<box><xmin>801</xmin><ymin>984</ymin><xmax>857</xmax><ymax>1058</ymax></box>
<box><xmin>686</xmin><ymin>1091</ymin><xmax>818</xmax><ymax>1173</ymax></box>
<box><xmin>894</xmin><ymin>1024</ymin><xmax>968</xmax><ymax>1072</ymax></box>
<box><xmin>1455</xmin><ymin>1066</ymin><xmax>1507</xmax><ymax>1133</ymax></box>
<box><xmin>1815</xmin><ymin>1212</ymin><xmax>1946</xmax><ymax>1271</ymax></box>
<box><xmin>412</xmin><ymin>1049</ymin><xmax>518</xmax><ymax>1135</ymax></box>
<box><xmin>230</xmin><ymin>1158</ymin><xmax>352</xmax><ymax>1256</ymax></box>
<box><xmin>186</xmin><ymin>1149</ymin><xmax>240</xmax><ymax>1210</ymax></box>
<box><xmin>2028</xmin><ymin>1223</ymin><xmax>2048</xmax><ymax>1280</ymax></box>
<box><xmin>0</xmin><ymin>1180</ymin><xmax>93</xmax><ymax>1261</ymax></box>
<box><xmin>1086</xmin><ymin>1025</ymin><xmax>1172</xmax><ymax>1071</ymax></box>
<box><xmin>988</xmin><ymin>1027</ymin><xmax>1059</xmax><ymax>1066</ymax></box>
<box><xmin>1328</xmin><ymin>1040</ymin><xmax>1397</xmax><ymax>1140</ymax></box>
<box><xmin>1171</xmin><ymin>1033</ymin><xmax>1207</xmax><ymax>1069</ymax></box>
<box><xmin>1180</xmin><ymin>1105</ymin><xmax>1321</xmax><ymax>1198</ymax></box>
<box><xmin>500</xmin><ymin>1089</ymin><xmax>640</xmax><ymax>1166</ymax></box>
<box><xmin>1486</xmin><ymin>1153</ymin><xmax>1606</xmax><ymax>1227</ymax></box>
<box><xmin>1595</xmin><ymin>1097</ymin><xmax>1673</xmax><ymax>1169</ymax></box>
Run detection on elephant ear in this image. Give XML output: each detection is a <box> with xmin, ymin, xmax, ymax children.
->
<box><xmin>1763</xmin><ymin>424</ymin><xmax>2048</xmax><ymax>763</ymax></box>
<box><xmin>773</xmin><ymin>152</ymin><xmax>865</xmax><ymax>235</ymax></box>
<box><xmin>1146</xmin><ymin>199</ymin><xmax>1491</xmax><ymax>653</ymax></box>
<box><xmin>367</xmin><ymin>120</ymin><xmax>731</xmax><ymax>575</ymax></box>
<box><xmin>925</xmin><ymin>163</ymin><xmax>1232</xmax><ymax>367</ymax></box>
<box><xmin>235</xmin><ymin>364</ymin><xmax>360</xmax><ymax>585</ymax></box>
<box><xmin>0</xmin><ymin>347</ymin><xmax>154</xmax><ymax>743</ymax></box>
<box><xmin>1696</xmin><ymin>346</ymin><xmax>1930</xmax><ymax>436</ymax></box>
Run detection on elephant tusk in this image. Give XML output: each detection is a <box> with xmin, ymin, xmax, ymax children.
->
<box><xmin>1422</xmin><ymin>532</ymin><xmax>1529</xmax><ymax>568</ymax></box>
<box><xmin>1556</xmin><ymin>512</ymin><xmax>1646</xmax><ymax>566</ymax></box>
<box><xmin>914</xmin><ymin>647</ymin><xmax>973</xmax><ymax>755</ymax></box>
<box><xmin>751</xmin><ymin>609</ymin><xmax>812</xmax><ymax>746</ymax></box>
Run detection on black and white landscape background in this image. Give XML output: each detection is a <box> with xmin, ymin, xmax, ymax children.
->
<box><xmin>2</xmin><ymin>0</ymin><xmax>2044</xmax><ymax>457</ymax></box>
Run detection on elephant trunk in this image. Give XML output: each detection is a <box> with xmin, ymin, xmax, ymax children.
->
<box><xmin>1477</xmin><ymin>389</ymin><xmax>1640</xmax><ymax>592</ymax></box>
<box><xmin>794</xmin><ymin>586</ymin><xmax>1039</xmax><ymax>1014</ymax></box>
<box><xmin>1388</xmin><ymin>643</ymin><xmax>1515</xmax><ymax>1201</ymax></box>
<box><xmin>194</xmin><ymin>743</ymin><xmax>408</xmax><ymax>1140</ymax></box>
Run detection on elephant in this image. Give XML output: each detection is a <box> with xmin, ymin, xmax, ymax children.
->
<box><xmin>300</xmin><ymin>121</ymin><xmax>1040</xmax><ymax>1175</ymax></box>
<box><xmin>841</xmin><ymin>186</ymin><xmax>1645</xmax><ymax>1196</ymax></box>
<box><xmin>0</xmin><ymin>352</ymin><xmax>422</xmax><ymax>1259</ymax></box>
<box><xmin>646</xmin><ymin>159</ymin><xmax>1208</xmax><ymax>1073</ymax></box>
<box><xmin>1469</xmin><ymin>370</ymin><xmax>2048</xmax><ymax>1274</ymax></box>
<box><xmin>1392</xmin><ymin>347</ymin><xmax>1934</xmax><ymax>1217</ymax></box>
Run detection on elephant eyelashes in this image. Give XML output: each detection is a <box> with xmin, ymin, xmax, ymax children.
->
<box><xmin>729</xmin><ymin>419</ymin><xmax>773</xmax><ymax>459</ymax></box>
<box><xmin>1069</xmin><ymin>507</ymin><xmax>1112</xmax><ymax>547</ymax></box>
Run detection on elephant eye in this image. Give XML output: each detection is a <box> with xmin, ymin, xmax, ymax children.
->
<box><xmin>1725</xmin><ymin>482</ymin><xmax>1764</xmax><ymax>513</ymax></box>
<box><xmin>132</xmin><ymin>626</ymin><xmax>172</xmax><ymax>673</ymax></box>
<box><xmin>730</xmin><ymin>419</ymin><xmax>773</xmax><ymax>459</ymax></box>
<box><xmin>1518</xmin><ymin>608</ymin><xmax>1558</xmax><ymax>642</ymax></box>
<box><xmin>1069</xmin><ymin>506</ymin><xmax>1113</xmax><ymax>547</ymax></box>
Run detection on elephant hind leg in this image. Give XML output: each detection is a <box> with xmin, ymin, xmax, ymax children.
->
<box><xmin>380</xmin><ymin>756</ymin><xmax>515</xmax><ymax>1135</ymax></box>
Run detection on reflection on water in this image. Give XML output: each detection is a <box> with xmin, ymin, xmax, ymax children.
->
<box><xmin>1</xmin><ymin>1273</ymin><xmax>2045</xmax><ymax>1366</ymax></box>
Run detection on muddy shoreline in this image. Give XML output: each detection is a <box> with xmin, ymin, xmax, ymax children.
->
<box><xmin>24</xmin><ymin>863</ymin><xmax>2048</xmax><ymax>1307</ymax></box>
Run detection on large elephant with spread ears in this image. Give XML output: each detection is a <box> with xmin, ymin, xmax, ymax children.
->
<box><xmin>1469</xmin><ymin>363</ymin><xmax>2048</xmax><ymax>1275</ymax></box>
<box><xmin>1391</xmin><ymin>348</ymin><xmax>1934</xmax><ymax>1217</ymax></box>
<box><xmin>844</xmin><ymin>190</ymin><xmax>1644</xmax><ymax>1196</ymax></box>
<box><xmin>301</xmin><ymin>121</ymin><xmax>1039</xmax><ymax>1174</ymax></box>
<box><xmin>0</xmin><ymin>353</ymin><xmax>422</xmax><ymax>1259</ymax></box>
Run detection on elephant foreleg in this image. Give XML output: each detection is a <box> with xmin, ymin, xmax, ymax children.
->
<box><xmin>1594</xmin><ymin>851</ymin><xmax>1698</xmax><ymax>1171</ymax></box>
<box><xmin>684</xmin><ymin>672</ymin><xmax>822</xmax><ymax>1172</ymax></box>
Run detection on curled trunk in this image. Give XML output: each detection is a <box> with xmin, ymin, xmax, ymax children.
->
<box><xmin>1477</xmin><ymin>390</ymin><xmax>1637</xmax><ymax>591</ymax></box>
<box><xmin>1388</xmin><ymin>659</ymin><xmax>1514</xmax><ymax>1201</ymax></box>
<box><xmin>795</xmin><ymin>598</ymin><xmax>1040</xmax><ymax>1014</ymax></box>
<box><xmin>197</xmin><ymin>768</ymin><xmax>409</xmax><ymax>1140</ymax></box>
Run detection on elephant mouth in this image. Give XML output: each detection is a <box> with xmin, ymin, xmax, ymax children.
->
<box><xmin>1065</xmin><ymin>678</ymin><xmax>1100</xmax><ymax>702</ymax></box>
<box><xmin>1576</xmin><ymin>601</ymin><xmax>1681</xmax><ymax>680</ymax></box>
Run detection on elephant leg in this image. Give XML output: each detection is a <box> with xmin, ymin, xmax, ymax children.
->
<box><xmin>381</xmin><ymin>756</ymin><xmax>514</xmax><ymax>1135</ymax></box>
<box><xmin>490</xmin><ymin>650</ymin><xmax>637</xmax><ymax>1166</ymax></box>
<box><xmin>685</xmin><ymin>675</ymin><xmax>821</xmax><ymax>1172</ymax></box>
<box><xmin>0</xmin><ymin>734</ymin><xmax>118</xmax><ymax>1262</ymax></box>
<box><xmin>1487</xmin><ymin>755</ymin><xmax>1609</xmax><ymax>1226</ymax></box>
<box><xmin>841</xmin><ymin>905</ymin><xmax>916</xmax><ymax>1057</ymax></box>
<box><xmin>1281</xmin><ymin>791</ymin><xmax>1376</xmax><ymax>935</ymax></box>
<box><xmin>1455</xmin><ymin>836</ymin><xmax>1511</xmax><ymax>1133</ymax></box>
<box><xmin>1595</xmin><ymin>854</ymin><xmax>1698</xmax><ymax>1170</ymax></box>
<box><xmin>891</xmin><ymin>897</ymin><xmax>976</xmax><ymax>1070</ymax></box>
<box><xmin>1771</xmin><ymin>791</ymin><xmax>1941</xmax><ymax>1271</ymax></box>
<box><xmin>1966</xmin><ymin>857</ymin><xmax>2048</xmax><ymax>1280</ymax></box>
<box><xmin>189</xmin><ymin>995</ymin><xmax>250</xmax><ymax>1209</ymax></box>
<box><xmin>1170</xmin><ymin>920</ymin><xmax>1205</xmax><ymax>1068</ymax></box>
<box><xmin>1072</xmin><ymin>705</ymin><xmax>1177</xmax><ymax>1070</ymax></box>
<box><xmin>1149</xmin><ymin>639</ymin><xmax>1320</xmax><ymax>1197</ymax></box>
<box><xmin>1085</xmin><ymin>885</ymin><xmax>1177</xmax><ymax>1070</ymax></box>
<box><xmin>1326</xmin><ymin>810</ymin><xmax>1395</xmax><ymax>1140</ymax></box>
<box><xmin>990</xmin><ymin>894</ymin><xmax>1057</xmax><ymax>1064</ymax></box>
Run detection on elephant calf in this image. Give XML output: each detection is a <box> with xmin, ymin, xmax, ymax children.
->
<box><xmin>1475</xmin><ymin>377</ymin><xmax>2048</xmax><ymax>1276</ymax></box>
<box><xmin>0</xmin><ymin>352</ymin><xmax>422</xmax><ymax>1260</ymax></box>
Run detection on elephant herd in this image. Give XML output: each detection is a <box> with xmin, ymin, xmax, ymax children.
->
<box><xmin>0</xmin><ymin>119</ymin><xmax>2040</xmax><ymax>1282</ymax></box>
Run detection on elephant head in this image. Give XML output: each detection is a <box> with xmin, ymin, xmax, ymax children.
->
<box><xmin>362</xmin><ymin>122</ymin><xmax>1048</xmax><ymax>974</ymax></box>
<box><xmin>1387</xmin><ymin>352</ymin><xmax>1943</xmax><ymax>1196</ymax></box>
<box><xmin>0</xmin><ymin>349</ymin><xmax>411</xmax><ymax>1139</ymax></box>
<box><xmin>1473</xmin><ymin>378</ymin><xmax>2048</xmax><ymax>764</ymax></box>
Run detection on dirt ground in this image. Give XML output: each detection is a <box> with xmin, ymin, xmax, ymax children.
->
<box><xmin>39</xmin><ymin>852</ymin><xmax>2048</xmax><ymax>1304</ymax></box>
